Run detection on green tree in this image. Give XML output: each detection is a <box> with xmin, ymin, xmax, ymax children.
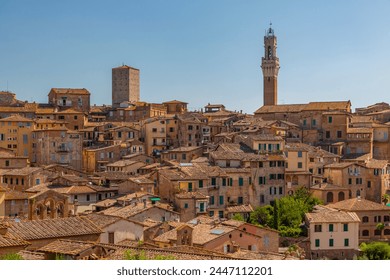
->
<box><xmin>232</xmin><ymin>213</ymin><xmax>245</xmax><ymax>222</ymax></box>
<box><xmin>124</xmin><ymin>250</ymin><xmax>175</xmax><ymax>260</ymax></box>
<box><xmin>360</xmin><ymin>242</ymin><xmax>390</xmax><ymax>260</ymax></box>
<box><xmin>0</xmin><ymin>253</ymin><xmax>23</xmax><ymax>260</ymax></box>
<box><xmin>250</xmin><ymin>205</ymin><xmax>273</xmax><ymax>227</ymax></box>
<box><xmin>382</xmin><ymin>194</ymin><xmax>390</xmax><ymax>205</ymax></box>
<box><xmin>273</xmin><ymin>199</ymin><xmax>280</xmax><ymax>230</ymax></box>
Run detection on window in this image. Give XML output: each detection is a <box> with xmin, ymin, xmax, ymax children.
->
<box><xmin>182</xmin><ymin>154</ymin><xmax>187</xmax><ymax>160</ymax></box>
<box><xmin>209</xmin><ymin>211</ymin><xmax>214</xmax><ymax>217</ymax></box>
<box><xmin>343</xmin><ymin>224</ymin><xmax>348</xmax><ymax>232</ymax></box>
<box><xmin>329</xmin><ymin>239</ymin><xmax>334</xmax><ymax>247</ymax></box>
<box><xmin>279</xmin><ymin>187</ymin><xmax>283</xmax><ymax>194</ymax></box>
<box><xmin>315</xmin><ymin>239</ymin><xmax>320</xmax><ymax>247</ymax></box>
<box><xmin>298</xmin><ymin>151</ymin><xmax>302</xmax><ymax>158</ymax></box>
<box><xmin>5</xmin><ymin>160</ymin><xmax>9</xmax><ymax>167</ymax></box>
<box><xmin>312</xmin><ymin>119</ymin><xmax>316</xmax><ymax>126</ymax></box>
<box><xmin>219</xmin><ymin>196</ymin><xmax>224</xmax><ymax>205</ymax></box>
<box><xmin>362</xmin><ymin>216</ymin><xmax>369</xmax><ymax>223</ymax></box>
<box><xmin>188</xmin><ymin>182</ymin><xmax>192</xmax><ymax>192</ymax></box>
<box><xmin>367</xmin><ymin>181</ymin><xmax>371</xmax><ymax>188</ymax></box>
<box><xmin>337</xmin><ymin>131</ymin><xmax>342</xmax><ymax>138</ymax></box>
<box><xmin>211</xmin><ymin>177</ymin><xmax>216</xmax><ymax>186</ymax></box>
<box><xmin>218</xmin><ymin>211</ymin><xmax>224</xmax><ymax>218</ymax></box>
<box><xmin>260</xmin><ymin>195</ymin><xmax>265</xmax><ymax>203</ymax></box>
<box><xmin>314</xmin><ymin>225</ymin><xmax>322</xmax><ymax>232</ymax></box>
<box><xmin>108</xmin><ymin>232</ymin><xmax>115</xmax><ymax>244</ymax></box>
<box><xmin>184</xmin><ymin>203</ymin><xmax>189</xmax><ymax>209</ymax></box>
<box><xmin>86</xmin><ymin>194</ymin><xmax>90</xmax><ymax>201</ymax></box>
<box><xmin>258</xmin><ymin>176</ymin><xmax>266</xmax><ymax>185</ymax></box>
<box><xmin>199</xmin><ymin>180</ymin><xmax>203</xmax><ymax>188</ymax></box>
<box><xmin>303</xmin><ymin>119</ymin><xmax>307</xmax><ymax>126</ymax></box>
<box><xmin>238</xmin><ymin>197</ymin><xmax>243</xmax><ymax>204</ymax></box>
<box><xmin>374</xmin><ymin>216</ymin><xmax>382</xmax><ymax>223</ymax></box>
<box><xmin>329</xmin><ymin>224</ymin><xmax>334</xmax><ymax>232</ymax></box>
<box><xmin>298</xmin><ymin>162</ymin><xmax>303</xmax><ymax>169</ymax></box>
<box><xmin>362</xmin><ymin>230</ymin><xmax>369</xmax><ymax>236</ymax></box>
<box><xmin>344</xmin><ymin>238</ymin><xmax>349</xmax><ymax>247</ymax></box>
<box><xmin>249</xmin><ymin>177</ymin><xmax>252</xmax><ymax>185</ymax></box>
<box><xmin>222</xmin><ymin>178</ymin><xmax>226</xmax><ymax>186</ymax></box>
<box><xmin>74</xmin><ymin>115</ymin><xmax>78</xmax><ymax>120</ymax></box>
<box><xmin>348</xmin><ymin>178</ymin><xmax>352</xmax><ymax>185</ymax></box>
<box><xmin>209</xmin><ymin>196</ymin><xmax>214</xmax><ymax>205</ymax></box>
<box><xmin>328</xmin><ymin>116</ymin><xmax>333</xmax><ymax>123</ymax></box>
<box><xmin>325</xmin><ymin>131</ymin><xmax>330</xmax><ymax>138</ymax></box>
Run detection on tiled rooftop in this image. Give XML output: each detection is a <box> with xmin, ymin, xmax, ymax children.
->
<box><xmin>328</xmin><ymin>198</ymin><xmax>390</xmax><ymax>211</ymax></box>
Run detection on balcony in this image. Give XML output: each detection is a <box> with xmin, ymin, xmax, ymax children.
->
<box><xmin>57</xmin><ymin>146</ymin><xmax>69</xmax><ymax>153</ymax></box>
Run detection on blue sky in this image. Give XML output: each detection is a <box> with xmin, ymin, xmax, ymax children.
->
<box><xmin>1</xmin><ymin>0</ymin><xmax>390</xmax><ymax>113</ymax></box>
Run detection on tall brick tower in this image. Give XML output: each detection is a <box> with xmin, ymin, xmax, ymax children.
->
<box><xmin>261</xmin><ymin>24</ymin><xmax>280</xmax><ymax>106</ymax></box>
<box><xmin>112</xmin><ymin>65</ymin><xmax>140</xmax><ymax>108</ymax></box>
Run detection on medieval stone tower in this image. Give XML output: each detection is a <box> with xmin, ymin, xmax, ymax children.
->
<box><xmin>112</xmin><ymin>65</ymin><xmax>140</xmax><ymax>108</ymax></box>
<box><xmin>261</xmin><ymin>24</ymin><xmax>280</xmax><ymax>106</ymax></box>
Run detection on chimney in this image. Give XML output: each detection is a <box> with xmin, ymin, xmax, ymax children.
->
<box><xmin>0</xmin><ymin>223</ymin><xmax>9</xmax><ymax>236</ymax></box>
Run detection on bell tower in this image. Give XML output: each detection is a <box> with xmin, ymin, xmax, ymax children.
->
<box><xmin>261</xmin><ymin>24</ymin><xmax>280</xmax><ymax>106</ymax></box>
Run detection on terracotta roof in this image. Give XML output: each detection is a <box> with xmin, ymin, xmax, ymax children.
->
<box><xmin>303</xmin><ymin>101</ymin><xmax>351</xmax><ymax>111</ymax></box>
<box><xmin>365</xmin><ymin>159</ymin><xmax>389</xmax><ymax>169</ymax></box>
<box><xmin>255</xmin><ymin>101</ymin><xmax>351</xmax><ymax>114</ymax></box>
<box><xmin>164</xmin><ymin>146</ymin><xmax>203</xmax><ymax>153</ymax></box>
<box><xmin>255</xmin><ymin>104</ymin><xmax>306</xmax><ymax>114</ymax></box>
<box><xmin>55</xmin><ymin>185</ymin><xmax>97</xmax><ymax>195</ymax></box>
<box><xmin>18</xmin><ymin>250</ymin><xmax>45</xmax><ymax>260</ymax></box>
<box><xmin>306</xmin><ymin>207</ymin><xmax>360</xmax><ymax>223</ymax></box>
<box><xmin>37</xmin><ymin>239</ymin><xmax>96</xmax><ymax>256</ymax></box>
<box><xmin>106</xmin><ymin>160</ymin><xmax>143</xmax><ymax>168</ymax></box>
<box><xmin>7</xmin><ymin>217</ymin><xmax>102</xmax><ymax>240</ymax></box>
<box><xmin>92</xmin><ymin>198</ymin><xmax>117</xmax><ymax>208</ymax></box>
<box><xmin>226</xmin><ymin>204</ymin><xmax>254</xmax><ymax>213</ymax></box>
<box><xmin>100</xmin><ymin>202</ymin><xmax>177</xmax><ymax>219</ymax></box>
<box><xmin>0</xmin><ymin>114</ymin><xmax>33</xmax><ymax>122</ymax></box>
<box><xmin>128</xmin><ymin>177</ymin><xmax>154</xmax><ymax>184</ymax></box>
<box><xmin>103</xmin><ymin>244</ymin><xmax>238</xmax><ymax>260</ymax></box>
<box><xmin>0</xmin><ymin>234</ymin><xmax>30</xmax><ymax>248</ymax></box>
<box><xmin>175</xmin><ymin>192</ymin><xmax>208</xmax><ymax>199</ymax></box>
<box><xmin>230</xmin><ymin>249</ymin><xmax>298</xmax><ymax>260</ymax></box>
<box><xmin>4</xmin><ymin>189</ymin><xmax>32</xmax><ymax>200</ymax></box>
<box><xmin>310</xmin><ymin>183</ymin><xmax>349</xmax><ymax>191</ymax></box>
<box><xmin>328</xmin><ymin>198</ymin><xmax>390</xmax><ymax>211</ymax></box>
<box><xmin>154</xmin><ymin>223</ymin><xmax>235</xmax><ymax>245</ymax></box>
<box><xmin>3</xmin><ymin>167</ymin><xmax>42</xmax><ymax>176</ymax></box>
<box><xmin>347</xmin><ymin>127</ymin><xmax>372</xmax><ymax>133</ymax></box>
<box><xmin>163</xmin><ymin>100</ymin><xmax>188</xmax><ymax>104</ymax></box>
<box><xmin>50</xmin><ymin>88</ymin><xmax>90</xmax><ymax>95</ymax></box>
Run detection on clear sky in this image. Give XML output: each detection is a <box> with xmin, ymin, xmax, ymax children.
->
<box><xmin>1</xmin><ymin>0</ymin><xmax>390</xmax><ymax>113</ymax></box>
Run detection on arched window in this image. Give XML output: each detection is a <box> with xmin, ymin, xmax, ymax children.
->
<box><xmin>326</xmin><ymin>192</ymin><xmax>334</xmax><ymax>203</ymax></box>
<box><xmin>338</xmin><ymin>192</ymin><xmax>345</xmax><ymax>201</ymax></box>
<box><xmin>362</xmin><ymin>216</ymin><xmax>369</xmax><ymax>223</ymax></box>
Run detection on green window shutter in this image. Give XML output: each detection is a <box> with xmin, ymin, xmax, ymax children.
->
<box><xmin>329</xmin><ymin>239</ymin><xmax>334</xmax><ymax>247</ymax></box>
<box><xmin>188</xmin><ymin>182</ymin><xmax>192</xmax><ymax>192</ymax></box>
<box><xmin>344</xmin><ymin>239</ymin><xmax>349</xmax><ymax>247</ymax></box>
<box><xmin>222</xmin><ymin>178</ymin><xmax>226</xmax><ymax>186</ymax></box>
<box><xmin>343</xmin><ymin>224</ymin><xmax>348</xmax><ymax>232</ymax></box>
<box><xmin>219</xmin><ymin>196</ymin><xmax>224</xmax><ymax>205</ymax></box>
<box><xmin>239</xmin><ymin>177</ymin><xmax>243</xmax><ymax>186</ymax></box>
<box><xmin>329</xmin><ymin>224</ymin><xmax>334</xmax><ymax>232</ymax></box>
<box><xmin>315</xmin><ymin>239</ymin><xmax>320</xmax><ymax>247</ymax></box>
<box><xmin>211</xmin><ymin>177</ymin><xmax>216</xmax><ymax>186</ymax></box>
<box><xmin>199</xmin><ymin>180</ymin><xmax>203</xmax><ymax>188</ymax></box>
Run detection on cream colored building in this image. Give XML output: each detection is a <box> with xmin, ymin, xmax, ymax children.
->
<box><xmin>305</xmin><ymin>205</ymin><xmax>360</xmax><ymax>260</ymax></box>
